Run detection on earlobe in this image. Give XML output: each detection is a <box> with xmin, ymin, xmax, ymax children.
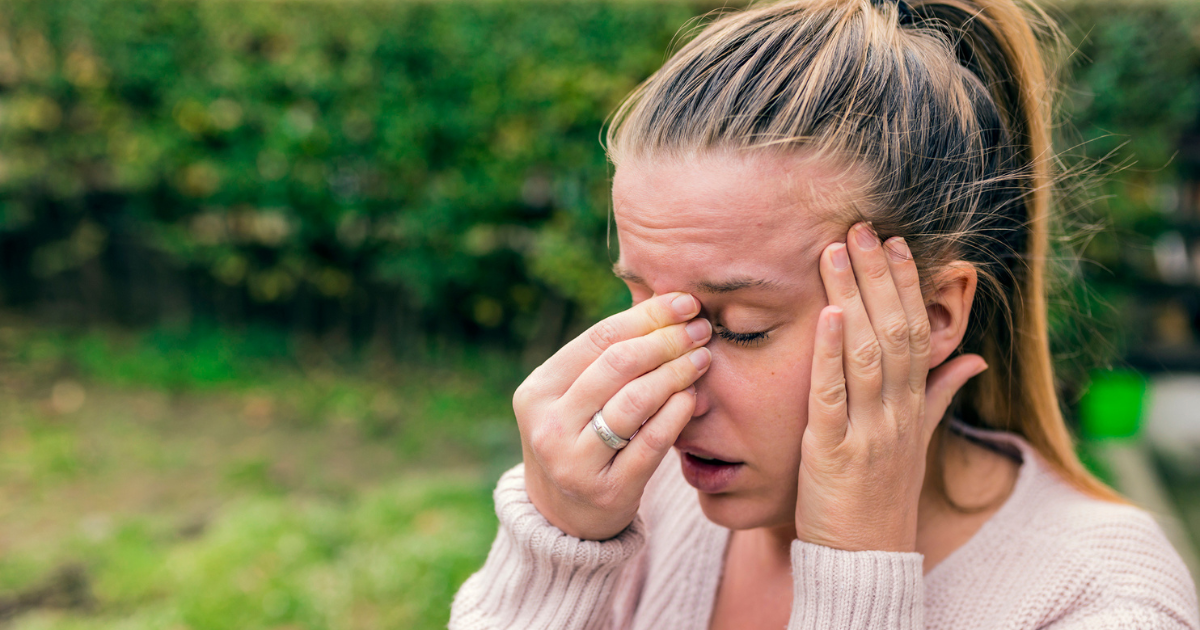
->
<box><xmin>924</xmin><ymin>263</ymin><xmax>977</xmax><ymax>369</ymax></box>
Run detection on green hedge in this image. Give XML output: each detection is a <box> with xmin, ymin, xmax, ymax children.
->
<box><xmin>0</xmin><ymin>0</ymin><xmax>1197</xmax><ymax>354</ymax></box>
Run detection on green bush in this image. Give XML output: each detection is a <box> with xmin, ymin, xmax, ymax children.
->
<box><xmin>0</xmin><ymin>0</ymin><xmax>1197</xmax><ymax>358</ymax></box>
<box><xmin>0</xmin><ymin>0</ymin><xmax>703</xmax><ymax>349</ymax></box>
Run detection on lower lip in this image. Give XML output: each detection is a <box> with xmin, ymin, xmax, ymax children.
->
<box><xmin>679</xmin><ymin>452</ymin><xmax>743</xmax><ymax>494</ymax></box>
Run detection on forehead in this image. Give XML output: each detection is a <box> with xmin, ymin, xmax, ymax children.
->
<box><xmin>612</xmin><ymin>151</ymin><xmax>854</xmax><ymax>291</ymax></box>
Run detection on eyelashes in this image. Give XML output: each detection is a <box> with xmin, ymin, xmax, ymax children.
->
<box><xmin>713</xmin><ymin>325</ymin><xmax>769</xmax><ymax>347</ymax></box>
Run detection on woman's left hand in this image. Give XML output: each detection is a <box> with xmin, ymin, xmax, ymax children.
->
<box><xmin>796</xmin><ymin>222</ymin><xmax>988</xmax><ymax>553</ymax></box>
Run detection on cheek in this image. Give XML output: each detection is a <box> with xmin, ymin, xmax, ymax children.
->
<box><xmin>628</xmin><ymin>285</ymin><xmax>654</xmax><ymax>305</ymax></box>
<box><xmin>703</xmin><ymin>324</ymin><xmax>817</xmax><ymax>459</ymax></box>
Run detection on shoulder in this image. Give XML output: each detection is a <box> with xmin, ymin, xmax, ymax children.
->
<box><xmin>1031</xmin><ymin>476</ymin><xmax>1196</xmax><ymax>624</ymax></box>
<box><xmin>941</xmin><ymin>427</ymin><xmax>1198</xmax><ymax>628</ymax></box>
<box><xmin>1000</xmin><ymin>440</ymin><xmax>1188</xmax><ymax>577</ymax></box>
<box><xmin>1018</xmin><ymin>483</ymin><xmax>1198</xmax><ymax>628</ymax></box>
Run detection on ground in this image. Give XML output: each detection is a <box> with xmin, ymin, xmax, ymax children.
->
<box><xmin>0</xmin><ymin>321</ymin><xmax>521</xmax><ymax>630</ymax></box>
<box><xmin>1</xmin><ymin>321</ymin><xmax>1196</xmax><ymax>628</ymax></box>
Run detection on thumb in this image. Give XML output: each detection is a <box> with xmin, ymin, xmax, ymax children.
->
<box><xmin>924</xmin><ymin>354</ymin><xmax>988</xmax><ymax>436</ymax></box>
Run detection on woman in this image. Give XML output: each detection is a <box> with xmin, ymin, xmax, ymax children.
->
<box><xmin>452</xmin><ymin>0</ymin><xmax>1199</xmax><ymax>627</ymax></box>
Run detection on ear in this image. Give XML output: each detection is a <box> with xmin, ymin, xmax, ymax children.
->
<box><xmin>925</xmin><ymin>262</ymin><xmax>978</xmax><ymax>370</ymax></box>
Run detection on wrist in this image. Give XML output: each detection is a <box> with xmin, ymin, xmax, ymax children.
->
<box><xmin>525</xmin><ymin>469</ymin><xmax>636</xmax><ymax>541</ymax></box>
<box><xmin>795</xmin><ymin>516</ymin><xmax>917</xmax><ymax>553</ymax></box>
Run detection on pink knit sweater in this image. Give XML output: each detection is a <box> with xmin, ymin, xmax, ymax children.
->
<box><xmin>451</xmin><ymin>425</ymin><xmax>1199</xmax><ymax>629</ymax></box>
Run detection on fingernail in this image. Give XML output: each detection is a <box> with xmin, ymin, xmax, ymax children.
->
<box><xmin>828</xmin><ymin>306</ymin><xmax>842</xmax><ymax>332</ymax></box>
<box><xmin>672</xmin><ymin>294</ymin><xmax>698</xmax><ymax>317</ymax></box>
<box><xmin>685</xmin><ymin>385</ymin><xmax>697</xmax><ymax>395</ymax></box>
<box><xmin>854</xmin><ymin>223</ymin><xmax>879</xmax><ymax>250</ymax></box>
<box><xmin>831</xmin><ymin>244</ymin><xmax>850</xmax><ymax>271</ymax></box>
<box><xmin>886</xmin><ymin>237</ymin><xmax>910</xmax><ymax>262</ymax></box>
<box><xmin>686</xmin><ymin>318</ymin><xmax>711</xmax><ymax>343</ymax></box>
<box><xmin>973</xmin><ymin>362</ymin><xmax>989</xmax><ymax>376</ymax></box>
<box><xmin>690</xmin><ymin>347</ymin><xmax>711</xmax><ymax>370</ymax></box>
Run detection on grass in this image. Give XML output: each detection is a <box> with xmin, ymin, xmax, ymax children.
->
<box><xmin>5</xmin><ymin>317</ymin><xmax>1197</xmax><ymax>627</ymax></box>
<box><xmin>0</xmin><ymin>317</ymin><xmax>524</xmax><ymax>629</ymax></box>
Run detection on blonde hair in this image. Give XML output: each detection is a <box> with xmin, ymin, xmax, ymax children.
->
<box><xmin>606</xmin><ymin>0</ymin><xmax>1121</xmax><ymax>503</ymax></box>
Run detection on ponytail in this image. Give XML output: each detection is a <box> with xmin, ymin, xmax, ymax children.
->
<box><xmin>907</xmin><ymin>0</ymin><xmax>1123</xmax><ymax>503</ymax></box>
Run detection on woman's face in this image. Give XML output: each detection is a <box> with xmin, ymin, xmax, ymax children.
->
<box><xmin>612</xmin><ymin>150</ymin><xmax>856</xmax><ymax>532</ymax></box>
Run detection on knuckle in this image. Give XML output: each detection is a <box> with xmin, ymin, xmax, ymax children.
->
<box><xmin>587</xmin><ymin>320</ymin><xmax>623</xmax><ymax>354</ymax></box>
<box><xmin>616</xmin><ymin>385</ymin><xmax>651</xmax><ymax>419</ymax></box>
<box><xmin>671</xmin><ymin>354</ymin><xmax>700</xmax><ymax>383</ymax></box>
<box><xmin>512</xmin><ymin>381</ymin><xmax>536</xmax><ymax>416</ymax></box>
<box><xmin>638</xmin><ymin>427</ymin><xmax>670</xmax><ymax>453</ymax></box>
<box><xmin>849</xmin><ymin>338</ymin><xmax>883</xmax><ymax>369</ymax></box>
<box><xmin>671</xmin><ymin>324</ymin><xmax>694</xmax><ymax>355</ymax></box>
<box><xmin>880</xmin><ymin>317</ymin><xmax>910</xmax><ymax>349</ymax></box>
<box><xmin>838</xmin><ymin>280</ymin><xmax>862</xmax><ymax>301</ymax></box>
<box><xmin>896</xmin><ymin>273</ymin><xmax>921</xmax><ymax>294</ymax></box>
<box><xmin>864</xmin><ymin>261</ymin><xmax>892</xmax><ymax>282</ymax></box>
<box><xmin>646</xmin><ymin>300</ymin><xmax>676</xmax><ymax>327</ymax></box>
<box><xmin>651</xmin><ymin>325</ymin><xmax>686</xmax><ymax>359</ymax></box>
<box><xmin>815</xmin><ymin>378</ymin><xmax>847</xmax><ymax>409</ymax></box>
<box><xmin>602</xmin><ymin>342</ymin><xmax>641</xmax><ymax>377</ymax></box>
<box><xmin>909</xmin><ymin>319</ymin><xmax>932</xmax><ymax>352</ymax></box>
<box><xmin>527</xmin><ymin>422</ymin><xmax>557</xmax><ymax>453</ymax></box>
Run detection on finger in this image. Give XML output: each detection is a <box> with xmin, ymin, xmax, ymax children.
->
<box><xmin>924</xmin><ymin>355</ymin><xmax>988</xmax><ymax>439</ymax></box>
<box><xmin>579</xmin><ymin>346</ymin><xmax>710</xmax><ymax>464</ymax></box>
<box><xmin>533</xmin><ymin>292</ymin><xmax>701</xmax><ymax>397</ymax></box>
<box><xmin>805</xmin><ymin>306</ymin><xmax>848</xmax><ymax>447</ymax></box>
<box><xmin>846</xmin><ymin>223</ymin><xmax>911</xmax><ymax>410</ymax></box>
<box><xmin>819</xmin><ymin>241</ymin><xmax>883</xmax><ymax>421</ymax></box>
<box><xmin>609</xmin><ymin>387</ymin><xmax>697</xmax><ymax>488</ymax></box>
<box><xmin>882</xmin><ymin>237</ymin><xmax>933</xmax><ymax>394</ymax></box>
<box><xmin>561</xmin><ymin>318</ymin><xmax>711</xmax><ymax>418</ymax></box>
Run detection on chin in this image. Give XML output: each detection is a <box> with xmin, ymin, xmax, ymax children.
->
<box><xmin>695</xmin><ymin>490</ymin><xmax>791</xmax><ymax>531</ymax></box>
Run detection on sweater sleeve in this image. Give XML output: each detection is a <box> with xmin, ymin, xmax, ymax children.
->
<box><xmin>449</xmin><ymin>463</ymin><xmax>648</xmax><ymax>630</ymax></box>
<box><xmin>788</xmin><ymin>540</ymin><xmax>925</xmax><ymax>630</ymax></box>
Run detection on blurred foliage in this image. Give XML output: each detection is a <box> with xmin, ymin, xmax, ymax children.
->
<box><xmin>4</xmin><ymin>473</ymin><xmax>498</xmax><ymax>630</ymax></box>
<box><xmin>0</xmin><ymin>0</ymin><xmax>703</xmax><ymax>351</ymax></box>
<box><xmin>1</xmin><ymin>0</ymin><xmax>1196</xmax><ymax>361</ymax></box>
<box><xmin>0</xmin><ymin>318</ymin><xmax>522</xmax><ymax>463</ymax></box>
<box><xmin>1047</xmin><ymin>1</ymin><xmax>1200</xmax><ymax>386</ymax></box>
<box><xmin>1058</xmin><ymin>0</ymin><xmax>1200</xmax><ymax>246</ymax></box>
<box><xmin>0</xmin><ymin>317</ymin><xmax>521</xmax><ymax>628</ymax></box>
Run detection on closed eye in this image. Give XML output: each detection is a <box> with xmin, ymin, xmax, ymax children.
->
<box><xmin>714</xmin><ymin>325</ymin><xmax>770</xmax><ymax>347</ymax></box>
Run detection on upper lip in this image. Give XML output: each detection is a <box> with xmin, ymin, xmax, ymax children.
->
<box><xmin>674</xmin><ymin>440</ymin><xmax>741</xmax><ymax>463</ymax></box>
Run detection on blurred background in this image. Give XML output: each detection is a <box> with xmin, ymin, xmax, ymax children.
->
<box><xmin>0</xmin><ymin>0</ymin><xmax>1199</xmax><ymax>627</ymax></box>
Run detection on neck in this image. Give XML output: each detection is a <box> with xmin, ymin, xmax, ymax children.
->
<box><xmin>741</xmin><ymin>522</ymin><xmax>798</xmax><ymax>573</ymax></box>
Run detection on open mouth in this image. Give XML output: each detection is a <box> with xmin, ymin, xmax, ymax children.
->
<box><xmin>678</xmin><ymin>449</ymin><xmax>744</xmax><ymax>493</ymax></box>
<box><xmin>685</xmin><ymin>453</ymin><xmax>739</xmax><ymax>467</ymax></box>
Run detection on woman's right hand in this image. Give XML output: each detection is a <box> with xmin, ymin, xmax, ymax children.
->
<box><xmin>515</xmin><ymin>292</ymin><xmax>713</xmax><ymax>541</ymax></box>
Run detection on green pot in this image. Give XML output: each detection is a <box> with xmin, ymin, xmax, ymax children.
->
<box><xmin>1079</xmin><ymin>369</ymin><xmax>1148</xmax><ymax>440</ymax></box>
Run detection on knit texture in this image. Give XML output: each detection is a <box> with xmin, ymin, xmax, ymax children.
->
<box><xmin>450</xmin><ymin>426</ymin><xmax>1199</xmax><ymax>629</ymax></box>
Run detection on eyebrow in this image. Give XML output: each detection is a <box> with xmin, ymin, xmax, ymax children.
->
<box><xmin>611</xmin><ymin>263</ymin><xmax>784</xmax><ymax>295</ymax></box>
